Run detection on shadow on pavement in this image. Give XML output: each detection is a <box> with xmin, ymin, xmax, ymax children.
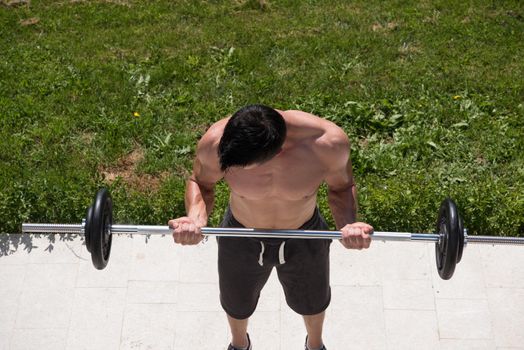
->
<box><xmin>0</xmin><ymin>233</ymin><xmax>82</xmax><ymax>257</ymax></box>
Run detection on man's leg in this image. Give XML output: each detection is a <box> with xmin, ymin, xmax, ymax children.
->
<box><xmin>227</xmin><ymin>315</ymin><xmax>250</xmax><ymax>348</ymax></box>
<box><xmin>303</xmin><ymin>311</ymin><xmax>325</xmax><ymax>349</ymax></box>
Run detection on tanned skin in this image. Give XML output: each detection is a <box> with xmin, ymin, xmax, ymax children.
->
<box><xmin>168</xmin><ymin>109</ymin><xmax>373</xmax><ymax>349</ymax></box>
<box><xmin>169</xmin><ymin>109</ymin><xmax>372</xmax><ymax>245</ymax></box>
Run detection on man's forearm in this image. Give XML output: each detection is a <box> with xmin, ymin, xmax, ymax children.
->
<box><xmin>184</xmin><ymin>178</ymin><xmax>215</xmax><ymax>226</ymax></box>
<box><xmin>327</xmin><ymin>185</ymin><xmax>358</xmax><ymax>230</ymax></box>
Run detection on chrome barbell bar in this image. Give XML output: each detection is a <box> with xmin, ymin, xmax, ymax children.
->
<box><xmin>20</xmin><ymin>222</ymin><xmax>524</xmax><ymax>245</ymax></box>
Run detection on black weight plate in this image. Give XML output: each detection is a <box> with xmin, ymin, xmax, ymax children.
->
<box><xmin>85</xmin><ymin>205</ymin><xmax>93</xmax><ymax>253</ymax></box>
<box><xmin>435</xmin><ymin>198</ymin><xmax>460</xmax><ymax>280</ymax></box>
<box><xmin>457</xmin><ymin>215</ymin><xmax>464</xmax><ymax>264</ymax></box>
<box><xmin>90</xmin><ymin>188</ymin><xmax>113</xmax><ymax>270</ymax></box>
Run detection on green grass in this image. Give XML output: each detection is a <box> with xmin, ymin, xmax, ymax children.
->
<box><xmin>1</xmin><ymin>0</ymin><xmax>523</xmax><ymax>237</ymax></box>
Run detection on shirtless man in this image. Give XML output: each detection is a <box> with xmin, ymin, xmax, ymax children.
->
<box><xmin>169</xmin><ymin>104</ymin><xmax>373</xmax><ymax>350</ymax></box>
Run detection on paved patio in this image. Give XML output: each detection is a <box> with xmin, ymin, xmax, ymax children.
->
<box><xmin>1</xmin><ymin>233</ymin><xmax>523</xmax><ymax>349</ymax></box>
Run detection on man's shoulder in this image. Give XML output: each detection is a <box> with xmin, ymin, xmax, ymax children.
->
<box><xmin>196</xmin><ymin>117</ymin><xmax>229</xmax><ymax>161</ymax></box>
<box><xmin>203</xmin><ymin>117</ymin><xmax>229</xmax><ymax>142</ymax></box>
<box><xmin>317</xmin><ymin>123</ymin><xmax>350</xmax><ymax>149</ymax></box>
<box><xmin>284</xmin><ymin>110</ymin><xmax>348</xmax><ymax>141</ymax></box>
<box><xmin>282</xmin><ymin>110</ymin><xmax>349</xmax><ymax>166</ymax></box>
<box><xmin>296</xmin><ymin>112</ymin><xmax>348</xmax><ymax>149</ymax></box>
<box><xmin>198</xmin><ymin>117</ymin><xmax>229</xmax><ymax>148</ymax></box>
<box><xmin>314</xmin><ymin>128</ymin><xmax>350</xmax><ymax>169</ymax></box>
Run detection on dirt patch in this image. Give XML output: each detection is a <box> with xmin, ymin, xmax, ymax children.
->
<box><xmin>2</xmin><ymin>0</ymin><xmax>30</xmax><ymax>7</ymax></box>
<box><xmin>233</xmin><ymin>0</ymin><xmax>269</xmax><ymax>10</ymax></box>
<box><xmin>98</xmin><ymin>147</ymin><xmax>170</xmax><ymax>192</ymax></box>
<box><xmin>423</xmin><ymin>10</ymin><xmax>441</xmax><ymax>24</ymax></box>
<box><xmin>398</xmin><ymin>42</ymin><xmax>421</xmax><ymax>56</ymax></box>
<box><xmin>20</xmin><ymin>17</ymin><xmax>39</xmax><ymax>26</ymax></box>
<box><xmin>475</xmin><ymin>156</ymin><xmax>487</xmax><ymax>166</ymax></box>
<box><xmin>79</xmin><ymin>132</ymin><xmax>95</xmax><ymax>146</ymax></box>
<box><xmin>358</xmin><ymin>137</ymin><xmax>370</xmax><ymax>149</ymax></box>
<box><xmin>70</xmin><ymin>0</ymin><xmax>131</xmax><ymax>6</ymax></box>
<box><xmin>372</xmin><ymin>22</ymin><xmax>399</xmax><ymax>33</ymax></box>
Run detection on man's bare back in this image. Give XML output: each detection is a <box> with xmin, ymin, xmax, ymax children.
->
<box><xmin>170</xmin><ymin>105</ymin><xmax>372</xmax><ymax>250</ymax></box>
<box><xmin>209</xmin><ymin>110</ymin><xmax>350</xmax><ymax>229</ymax></box>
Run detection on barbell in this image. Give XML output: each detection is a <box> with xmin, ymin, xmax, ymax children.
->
<box><xmin>22</xmin><ymin>188</ymin><xmax>524</xmax><ymax>280</ymax></box>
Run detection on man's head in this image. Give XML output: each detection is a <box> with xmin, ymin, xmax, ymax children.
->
<box><xmin>218</xmin><ymin>104</ymin><xmax>287</xmax><ymax>172</ymax></box>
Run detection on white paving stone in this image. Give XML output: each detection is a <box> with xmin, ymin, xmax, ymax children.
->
<box><xmin>15</xmin><ymin>288</ymin><xmax>75</xmax><ymax>329</ymax></box>
<box><xmin>0</xmin><ymin>332</ymin><xmax>10</xmax><ymax>350</ymax></box>
<box><xmin>120</xmin><ymin>303</ymin><xmax>177</xmax><ymax>350</ymax></box>
<box><xmin>175</xmin><ymin>282</ymin><xmax>221</xmax><ymax>312</ymax></box>
<box><xmin>384</xmin><ymin>309</ymin><xmax>439</xmax><ymax>350</ymax></box>
<box><xmin>76</xmin><ymin>257</ymin><xmax>130</xmax><ymax>288</ymax></box>
<box><xmin>129</xmin><ymin>235</ymin><xmax>182</xmax><ymax>281</ymax></box>
<box><xmin>436</xmin><ymin>299</ymin><xmax>493</xmax><ymax>340</ymax></box>
<box><xmin>439</xmin><ymin>338</ymin><xmax>496</xmax><ymax>349</ymax></box>
<box><xmin>172</xmin><ymin>311</ymin><xmax>229</xmax><ymax>349</ymax></box>
<box><xmin>330</xmin><ymin>242</ymin><xmax>383</xmax><ymax>286</ymax></box>
<box><xmin>249</xmin><ymin>311</ymin><xmax>281</xmax><ymax>349</ymax></box>
<box><xmin>0</xmin><ymin>265</ymin><xmax>25</xmax><ymax>336</ymax></box>
<box><xmin>2</xmin><ymin>234</ymin><xmax>80</xmax><ymax>265</ymax></box>
<box><xmin>383</xmin><ymin>279</ymin><xmax>435</xmax><ymax>310</ymax></box>
<box><xmin>66</xmin><ymin>326</ymin><xmax>122</xmax><ymax>350</ymax></box>
<box><xmin>27</xmin><ymin>234</ymin><xmax>84</xmax><ymax>265</ymax></box>
<box><xmin>178</xmin><ymin>238</ymin><xmax>218</xmax><ymax>283</ymax></box>
<box><xmin>10</xmin><ymin>328</ymin><xmax>67</xmax><ymax>350</ymax></box>
<box><xmin>127</xmin><ymin>280</ymin><xmax>178</xmax><ymax>304</ymax></box>
<box><xmin>380</xmin><ymin>242</ymin><xmax>432</xmax><ymax>281</ymax></box>
<box><xmin>488</xmin><ymin>288</ymin><xmax>524</xmax><ymax>348</ymax></box>
<box><xmin>69</xmin><ymin>288</ymin><xmax>127</xmax><ymax>330</ymax></box>
<box><xmin>432</xmin><ymin>245</ymin><xmax>488</xmax><ymax>300</ymax></box>
<box><xmin>481</xmin><ymin>245</ymin><xmax>524</xmax><ymax>289</ymax></box>
<box><xmin>0</xmin><ymin>288</ymin><xmax>20</xmax><ymax>333</ymax></box>
<box><xmin>23</xmin><ymin>263</ymin><xmax>78</xmax><ymax>289</ymax></box>
<box><xmin>0</xmin><ymin>250</ymin><xmax>31</xmax><ymax>265</ymax></box>
<box><xmin>0</xmin><ymin>264</ymin><xmax>26</xmax><ymax>290</ymax></box>
<box><xmin>66</xmin><ymin>288</ymin><xmax>126</xmax><ymax>350</ymax></box>
<box><xmin>258</xmin><ymin>270</ymin><xmax>282</xmax><ymax>312</ymax></box>
<box><xmin>0</xmin><ymin>234</ymin><xmax>31</xmax><ymax>264</ymax></box>
<box><xmin>2</xmin><ymin>234</ymin><xmax>524</xmax><ymax>349</ymax></box>
<box><xmin>76</xmin><ymin>235</ymin><xmax>133</xmax><ymax>288</ymax></box>
<box><xmin>323</xmin><ymin>285</ymin><xmax>387</xmax><ymax>350</ymax></box>
<box><xmin>280</xmin><ymin>306</ymin><xmax>309</xmax><ymax>349</ymax></box>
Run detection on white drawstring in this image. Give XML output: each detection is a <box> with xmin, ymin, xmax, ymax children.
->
<box><xmin>258</xmin><ymin>241</ymin><xmax>286</xmax><ymax>266</ymax></box>
<box><xmin>278</xmin><ymin>241</ymin><xmax>286</xmax><ymax>265</ymax></box>
<box><xmin>258</xmin><ymin>241</ymin><xmax>265</xmax><ymax>266</ymax></box>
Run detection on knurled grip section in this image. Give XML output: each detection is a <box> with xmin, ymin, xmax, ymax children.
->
<box><xmin>21</xmin><ymin>223</ymin><xmax>83</xmax><ymax>234</ymax></box>
<box><xmin>468</xmin><ymin>235</ymin><xmax>524</xmax><ymax>246</ymax></box>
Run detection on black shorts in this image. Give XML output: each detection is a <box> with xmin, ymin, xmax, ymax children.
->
<box><xmin>217</xmin><ymin>206</ymin><xmax>332</xmax><ymax>319</ymax></box>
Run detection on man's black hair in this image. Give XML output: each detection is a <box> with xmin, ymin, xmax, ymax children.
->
<box><xmin>218</xmin><ymin>104</ymin><xmax>287</xmax><ymax>172</ymax></box>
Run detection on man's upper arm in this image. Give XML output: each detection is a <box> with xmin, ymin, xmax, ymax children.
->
<box><xmin>322</xmin><ymin>129</ymin><xmax>355</xmax><ymax>192</ymax></box>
